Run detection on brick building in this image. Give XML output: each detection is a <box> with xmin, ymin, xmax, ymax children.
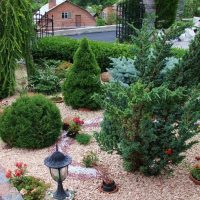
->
<box><xmin>102</xmin><ymin>4</ymin><xmax>117</xmax><ymax>20</ymax></box>
<box><xmin>37</xmin><ymin>0</ymin><xmax>96</xmax><ymax>29</ymax></box>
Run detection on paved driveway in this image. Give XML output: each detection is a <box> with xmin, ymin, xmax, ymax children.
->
<box><xmin>66</xmin><ymin>31</ymin><xmax>116</xmax><ymax>42</ymax></box>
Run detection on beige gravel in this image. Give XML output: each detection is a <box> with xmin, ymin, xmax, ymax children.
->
<box><xmin>0</xmin><ymin>95</ymin><xmax>200</xmax><ymax>200</ymax></box>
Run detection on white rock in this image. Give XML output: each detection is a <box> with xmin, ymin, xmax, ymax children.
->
<box><xmin>179</xmin><ymin>28</ymin><xmax>195</xmax><ymax>42</ymax></box>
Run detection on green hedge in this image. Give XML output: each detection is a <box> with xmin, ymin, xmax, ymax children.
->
<box><xmin>32</xmin><ymin>36</ymin><xmax>132</xmax><ymax>72</ymax></box>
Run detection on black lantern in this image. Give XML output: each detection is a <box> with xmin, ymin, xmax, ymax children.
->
<box><xmin>44</xmin><ymin>145</ymin><xmax>72</xmax><ymax>200</ymax></box>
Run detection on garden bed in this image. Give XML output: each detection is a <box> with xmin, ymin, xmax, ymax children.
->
<box><xmin>0</xmin><ymin>95</ymin><xmax>200</xmax><ymax>200</ymax></box>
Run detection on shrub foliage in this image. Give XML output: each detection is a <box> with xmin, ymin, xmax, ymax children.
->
<box><xmin>0</xmin><ymin>0</ymin><xmax>35</xmax><ymax>99</ymax></box>
<box><xmin>95</xmin><ymin>82</ymin><xmax>198</xmax><ymax>175</ymax></box>
<box><xmin>32</xmin><ymin>36</ymin><xmax>132</xmax><ymax>72</ymax></box>
<box><xmin>108</xmin><ymin>19</ymin><xmax>176</xmax><ymax>87</ymax></box>
<box><xmin>63</xmin><ymin>38</ymin><xmax>101</xmax><ymax>110</ymax></box>
<box><xmin>155</xmin><ymin>0</ymin><xmax>179</xmax><ymax>28</ymax></box>
<box><xmin>75</xmin><ymin>133</ymin><xmax>92</xmax><ymax>145</ymax></box>
<box><xmin>0</xmin><ymin>95</ymin><xmax>62</xmax><ymax>148</ymax></box>
<box><xmin>167</xmin><ymin>31</ymin><xmax>200</xmax><ymax>89</ymax></box>
<box><xmin>13</xmin><ymin>176</ymin><xmax>49</xmax><ymax>200</ymax></box>
<box><xmin>29</xmin><ymin>66</ymin><xmax>61</xmax><ymax>95</ymax></box>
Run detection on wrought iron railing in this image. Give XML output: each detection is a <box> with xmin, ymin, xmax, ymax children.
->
<box><xmin>34</xmin><ymin>11</ymin><xmax>54</xmax><ymax>38</ymax></box>
<box><xmin>116</xmin><ymin>0</ymin><xmax>145</xmax><ymax>42</ymax></box>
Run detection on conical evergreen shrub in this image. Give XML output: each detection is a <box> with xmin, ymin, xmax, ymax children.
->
<box><xmin>63</xmin><ymin>38</ymin><xmax>101</xmax><ymax>109</ymax></box>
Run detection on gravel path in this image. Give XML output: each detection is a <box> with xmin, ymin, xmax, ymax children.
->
<box><xmin>0</xmin><ymin>95</ymin><xmax>200</xmax><ymax>200</ymax></box>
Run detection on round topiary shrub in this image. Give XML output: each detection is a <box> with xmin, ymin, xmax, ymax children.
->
<box><xmin>0</xmin><ymin>95</ymin><xmax>62</xmax><ymax>149</ymax></box>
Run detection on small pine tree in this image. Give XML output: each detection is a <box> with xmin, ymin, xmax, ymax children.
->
<box><xmin>63</xmin><ymin>38</ymin><xmax>101</xmax><ymax>109</ymax></box>
<box><xmin>109</xmin><ymin>18</ymin><xmax>174</xmax><ymax>87</ymax></box>
<box><xmin>95</xmin><ymin>82</ymin><xmax>198</xmax><ymax>176</ymax></box>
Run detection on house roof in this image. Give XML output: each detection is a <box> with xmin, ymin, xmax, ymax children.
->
<box><xmin>37</xmin><ymin>0</ymin><xmax>65</xmax><ymax>16</ymax></box>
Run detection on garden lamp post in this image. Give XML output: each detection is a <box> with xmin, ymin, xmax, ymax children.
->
<box><xmin>44</xmin><ymin>145</ymin><xmax>72</xmax><ymax>200</ymax></box>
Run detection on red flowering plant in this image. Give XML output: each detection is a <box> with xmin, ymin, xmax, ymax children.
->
<box><xmin>5</xmin><ymin>162</ymin><xmax>27</xmax><ymax>184</ymax></box>
<box><xmin>64</xmin><ymin>117</ymin><xmax>84</xmax><ymax>137</ymax></box>
<box><xmin>5</xmin><ymin>162</ymin><xmax>49</xmax><ymax>199</ymax></box>
<box><xmin>165</xmin><ymin>148</ymin><xmax>173</xmax><ymax>156</ymax></box>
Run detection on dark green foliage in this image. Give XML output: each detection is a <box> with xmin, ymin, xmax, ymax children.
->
<box><xmin>167</xmin><ymin>31</ymin><xmax>200</xmax><ymax>89</ymax></box>
<box><xmin>94</xmin><ymin>83</ymin><xmax>128</xmax><ymax>153</ymax></box>
<box><xmin>95</xmin><ymin>82</ymin><xmax>198</xmax><ymax>176</ymax></box>
<box><xmin>33</xmin><ymin>37</ymin><xmax>79</xmax><ymax>64</ymax></box>
<box><xmin>75</xmin><ymin>133</ymin><xmax>92</xmax><ymax>145</ymax></box>
<box><xmin>32</xmin><ymin>36</ymin><xmax>132</xmax><ymax>72</ymax></box>
<box><xmin>0</xmin><ymin>0</ymin><xmax>35</xmax><ymax>99</ymax></box>
<box><xmin>63</xmin><ymin>38</ymin><xmax>101</xmax><ymax>110</ymax></box>
<box><xmin>155</xmin><ymin>0</ymin><xmax>179</xmax><ymax>28</ymax></box>
<box><xmin>0</xmin><ymin>95</ymin><xmax>62</xmax><ymax>149</ymax></box>
<box><xmin>132</xmin><ymin>21</ymin><xmax>173</xmax><ymax>86</ymax></box>
<box><xmin>13</xmin><ymin>176</ymin><xmax>49</xmax><ymax>200</ymax></box>
<box><xmin>182</xmin><ymin>87</ymin><xmax>200</xmax><ymax>129</ymax></box>
<box><xmin>191</xmin><ymin>168</ymin><xmax>200</xmax><ymax>181</ymax></box>
<box><xmin>183</xmin><ymin>0</ymin><xmax>200</xmax><ymax>17</ymax></box>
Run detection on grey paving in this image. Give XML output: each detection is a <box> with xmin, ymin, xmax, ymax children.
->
<box><xmin>66</xmin><ymin>31</ymin><xmax>116</xmax><ymax>42</ymax></box>
<box><xmin>0</xmin><ymin>171</ymin><xmax>7</xmax><ymax>184</ymax></box>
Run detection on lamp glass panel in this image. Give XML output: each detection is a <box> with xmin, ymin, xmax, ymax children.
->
<box><xmin>50</xmin><ymin>167</ymin><xmax>67</xmax><ymax>182</ymax></box>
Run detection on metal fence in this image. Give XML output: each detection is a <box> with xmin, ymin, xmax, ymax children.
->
<box><xmin>34</xmin><ymin>12</ymin><xmax>54</xmax><ymax>38</ymax></box>
<box><xmin>116</xmin><ymin>0</ymin><xmax>145</xmax><ymax>42</ymax></box>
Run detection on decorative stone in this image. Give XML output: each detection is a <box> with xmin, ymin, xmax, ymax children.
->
<box><xmin>101</xmin><ymin>72</ymin><xmax>111</xmax><ymax>82</ymax></box>
<box><xmin>20</xmin><ymin>188</ymin><xmax>28</xmax><ymax>195</ymax></box>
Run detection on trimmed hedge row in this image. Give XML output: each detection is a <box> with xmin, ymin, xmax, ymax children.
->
<box><xmin>32</xmin><ymin>36</ymin><xmax>132</xmax><ymax>72</ymax></box>
<box><xmin>32</xmin><ymin>36</ymin><xmax>186</xmax><ymax>72</ymax></box>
